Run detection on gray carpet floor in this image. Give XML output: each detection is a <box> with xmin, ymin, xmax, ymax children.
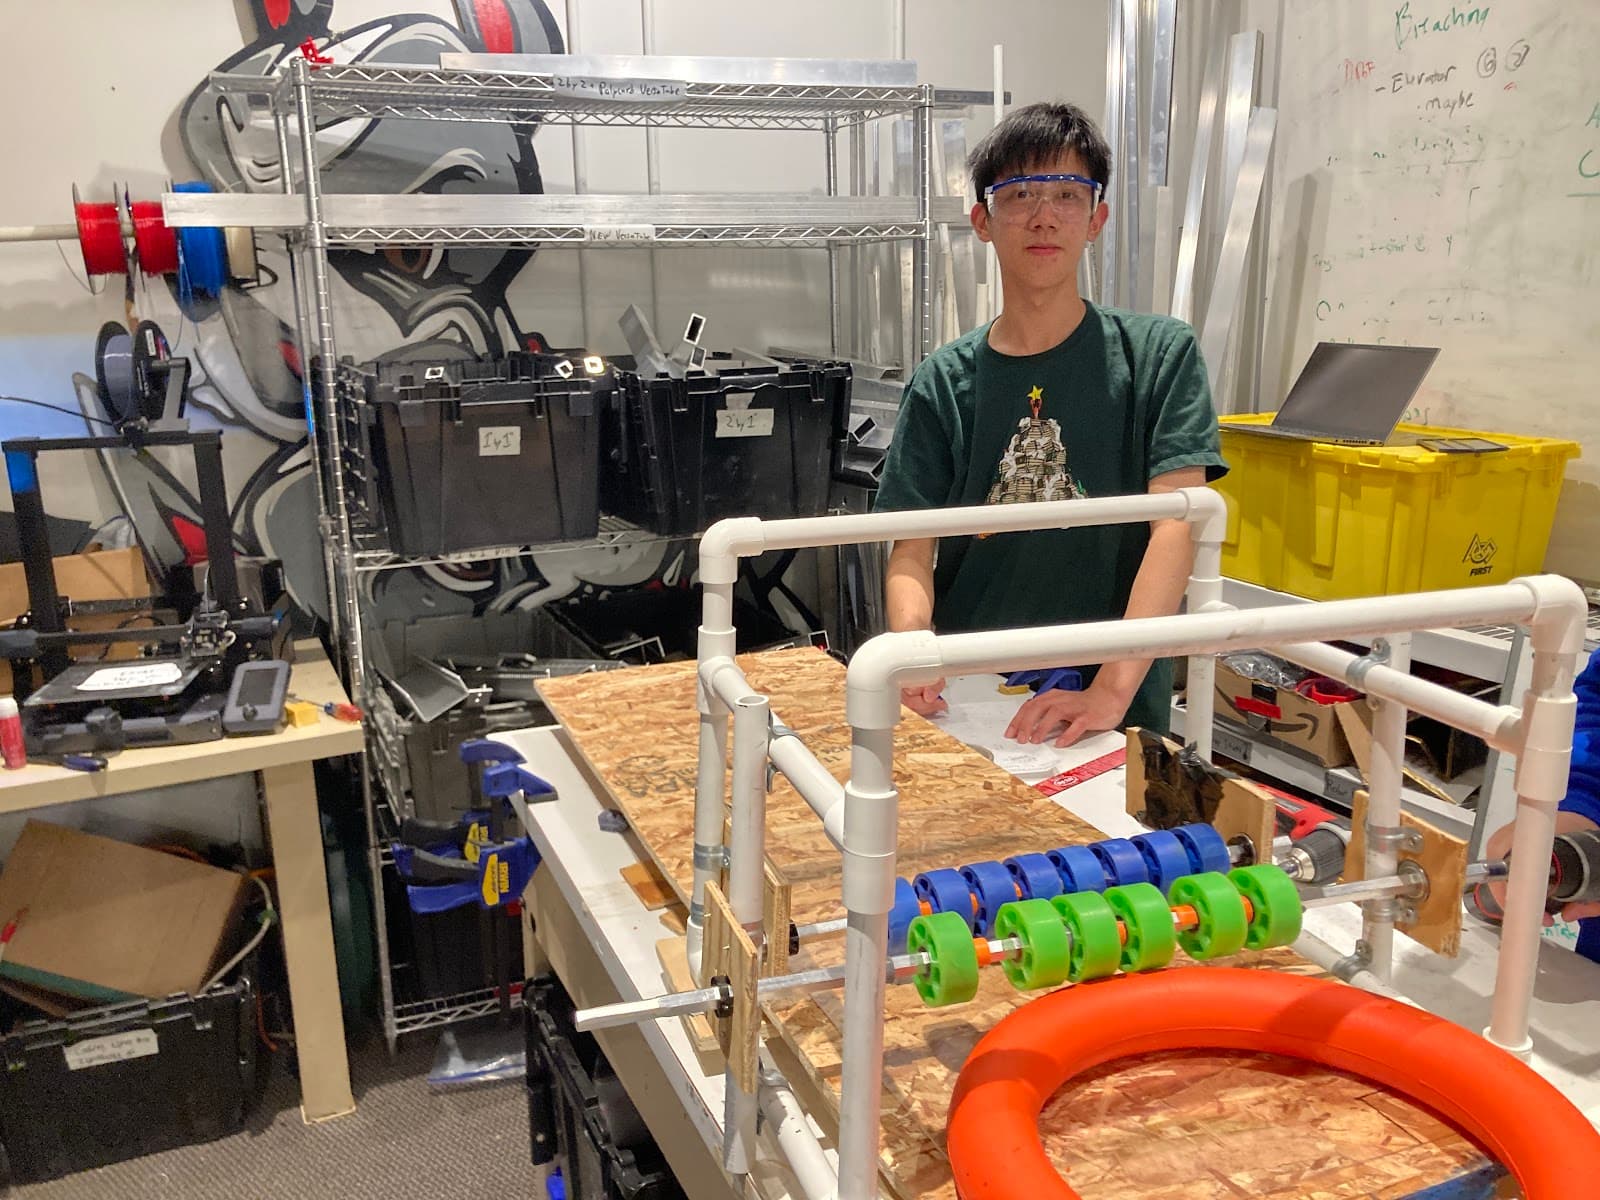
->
<box><xmin>14</xmin><ymin>1025</ymin><xmax>539</xmax><ymax>1200</ymax></box>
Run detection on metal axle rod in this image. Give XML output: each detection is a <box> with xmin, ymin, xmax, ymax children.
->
<box><xmin>576</xmin><ymin>940</ymin><xmax>1024</xmax><ymax>1033</ymax></box>
<box><xmin>578</xmin><ymin>860</ymin><xmax>1514</xmax><ymax>1034</ymax></box>
<box><xmin>1302</xmin><ymin>860</ymin><xmax>1506</xmax><ymax>910</ymax></box>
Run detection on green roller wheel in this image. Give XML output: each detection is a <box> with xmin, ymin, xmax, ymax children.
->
<box><xmin>1229</xmin><ymin>864</ymin><xmax>1305</xmax><ymax>950</ymax></box>
<box><xmin>993</xmin><ymin>899</ymin><xmax>1072</xmax><ymax>991</ymax></box>
<box><xmin>1103</xmin><ymin>882</ymin><xmax>1178</xmax><ymax>972</ymax></box>
<box><xmin>1169</xmin><ymin>871</ymin><xmax>1249</xmax><ymax>961</ymax></box>
<box><xmin>1051</xmin><ymin>890</ymin><xmax>1122</xmax><ymax>982</ymax></box>
<box><xmin>906</xmin><ymin>910</ymin><xmax>980</xmax><ymax>1007</ymax></box>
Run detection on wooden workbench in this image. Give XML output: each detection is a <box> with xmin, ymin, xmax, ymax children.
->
<box><xmin>539</xmin><ymin>647</ymin><xmax>1491</xmax><ymax>1200</ymax></box>
<box><xmin>0</xmin><ymin>639</ymin><xmax>364</xmax><ymax>1122</ymax></box>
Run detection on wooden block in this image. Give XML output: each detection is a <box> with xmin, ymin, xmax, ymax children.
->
<box><xmin>762</xmin><ymin>859</ymin><xmax>792</xmax><ymax>976</ymax></box>
<box><xmin>697</xmin><ymin>881</ymin><xmax>730</xmax><ymax>990</ymax></box>
<box><xmin>1347</xmin><ymin>792</ymin><xmax>1467</xmax><ymax>957</ymax></box>
<box><xmin>1123</xmin><ymin>728</ymin><xmax>1147</xmax><ymax>816</ymax></box>
<box><xmin>703</xmin><ymin>882</ymin><xmax>760</xmax><ymax>1094</ymax></box>
<box><xmin>656</xmin><ymin>935</ymin><xmax>721</xmax><ymax>1058</ymax></box>
<box><xmin>621</xmin><ymin>861</ymin><xmax>676</xmax><ymax>910</ymax></box>
<box><xmin>1128</xmin><ymin>728</ymin><xmax>1277</xmax><ymax>864</ymax></box>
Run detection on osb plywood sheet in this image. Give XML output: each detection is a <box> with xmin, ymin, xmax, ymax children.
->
<box><xmin>1041</xmin><ymin>1050</ymin><xmax>1486</xmax><ymax>1200</ymax></box>
<box><xmin>539</xmin><ymin>648</ymin><xmax>1487</xmax><ymax>1199</ymax></box>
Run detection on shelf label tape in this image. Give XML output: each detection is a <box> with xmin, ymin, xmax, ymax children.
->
<box><xmin>550</xmin><ymin>74</ymin><xmax>687</xmax><ymax>102</ymax></box>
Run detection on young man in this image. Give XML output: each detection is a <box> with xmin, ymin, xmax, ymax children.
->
<box><xmin>873</xmin><ymin>102</ymin><xmax>1226</xmax><ymax>747</ymax></box>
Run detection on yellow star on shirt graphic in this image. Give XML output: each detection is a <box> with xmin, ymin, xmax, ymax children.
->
<box><xmin>1027</xmin><ymin>386</ymin><xmax>1044</xmax><ymax>402</ymax></box>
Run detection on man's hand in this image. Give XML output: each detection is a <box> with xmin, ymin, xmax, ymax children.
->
<box><xmin>1005</xmin><ymin>681</ymin><xmax>1129</xmax><ymax>748</ymax></box>
<box><xmin>1485</xmin><ymin>812</ymin><xmax>1600</xmax><ymax>924</ymax></box>
<box><xmin>902</xmin><ymin>679</ymin><xmax>948</xmax><ymax>718</ymax></box>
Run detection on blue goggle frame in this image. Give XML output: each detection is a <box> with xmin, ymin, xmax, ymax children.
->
<box><xmin>981</xmin><ymin>173</ymin><xmax>1105</xmax><ymax>206</ymax></box>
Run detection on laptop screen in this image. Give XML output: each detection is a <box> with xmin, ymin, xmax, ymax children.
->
<box><xmin>1273</xmin><ymin>343</ymin><xmax>1440</xmax><ymax>441</ymax></box>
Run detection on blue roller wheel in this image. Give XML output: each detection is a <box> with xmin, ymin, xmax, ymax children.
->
<box><xmin>1131</xmin><ymin>829</ymin><xmax>1194</xmax><ymax>891</ymax></box>
<box><xmin>914</xmin><ymin>867</ymin><xmax>978</xmax><ymax>932</ymax></box>
<box><xmin>887</xmin><ymin>876</ymin><xmax>921</xmax><ymax>956</ymax></box>
<box><xmin>1005</xmin><ymin>853</ymin><xmax>1064</xmax><ymax>901</ymax></box>
<box><xmin>1089</xmin><ymin>838</ymin><xmax>1150</xmax><ymax>887</ymax></box>
<box><xmin>961</xmin><ymin>861</ymin><xmax>1021</xmax><ymax>936</ymax></box>
<box><xmin>1046</xmin><ymin>844</ymin><xmax>1108</xmax><ymax>894</ymax></box>
<box><xmin>1174</xmin><ymin>822</ymin><xmax>1232</xmax><ymax>875</ymax></box>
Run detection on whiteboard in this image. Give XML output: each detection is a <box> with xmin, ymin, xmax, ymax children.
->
<box><xmin>1260</xmin><ymin>2</ymin><xmax>1599</xmax><ymax>584</ymax></box>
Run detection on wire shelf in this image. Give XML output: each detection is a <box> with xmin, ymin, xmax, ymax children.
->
<box><xmin>393</xmin><ymin>985</ymin><xmax>522</xmax><ymax>1035</ymax></box>
<box><xmin>351</xmin><ymin>514</ymin><xmax>672</xmax><ymax>573</ymax></box>
<box><xmin>290</xmin><ymin>64</ymin><xmax>927</xmax><ymax>130</ymax></box>
<box><xmin>324</xmin><ymin>220</ymin><xmax>928</xmax><ymax>247</ymax></box>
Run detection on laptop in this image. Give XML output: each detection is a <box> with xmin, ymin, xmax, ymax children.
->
<box><xmin>1246</xmin><ymin>342</ymin><xmax>1440</xmax><ymax>446</ymax></box>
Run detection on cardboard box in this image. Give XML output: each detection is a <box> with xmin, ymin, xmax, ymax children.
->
<box><xmin>1212</xmin><ymin>660</ymin><xmax>1361</xmax><ymax>768</ymax></box>
<box><xmin>0</xmin><ymin>821</ymin><xmax>248</xmax><ymax>1002</ymax></box>
<box><xmin>0</xmin><ymin>547</ymin><xmax>152</xmax><ymax>693</ymax></box>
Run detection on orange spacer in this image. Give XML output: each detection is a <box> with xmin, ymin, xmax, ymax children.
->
<box><xmin>946</xmin><ymin>968</ymin><xmax>1600</xmax><ymax>1200</ymax></box>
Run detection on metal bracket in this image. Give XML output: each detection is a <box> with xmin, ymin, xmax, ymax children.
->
<box><xmin>1331</xmin><ymin>938</ymin><xmax>1373</xmax><ymax>981</ymax></box>
<box><xmin>1347</xmin><ymin>638</ymin><xmax>1392</xmax><ymax>687</ymax></box>
<box><xmin>1364</xmin><ymin>897</ymin><xmax>1400</xmax><ymax>922</ymax></box>
<box><xmin>694</xmin><ymin>841</ymin><xmax>730</xmax><ymax>872</ymax></box>
<box><xmin>1366</xmin><ymin>823</ymin><xmax>1424</xmax><ymax>855</ymax></box>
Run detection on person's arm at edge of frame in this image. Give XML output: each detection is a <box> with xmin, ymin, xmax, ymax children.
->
<box><xmin>887</xmin><ymin>537</ymin><xmax>947</xmax><ymax>716</ymax></box>
<box><xmin>1004</xmin><ymin>466</ymin><xmax>1206</xmax><ymax>746</ymax></box>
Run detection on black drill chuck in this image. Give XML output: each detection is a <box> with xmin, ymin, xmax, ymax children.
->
<box><xmin>1549</xmin><ymin>827</ymin><xmax>1600</xmax><ymax>908</ymax></box>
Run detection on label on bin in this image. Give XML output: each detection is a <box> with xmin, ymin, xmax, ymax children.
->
<box><xmin>63</xmin><ymin>1029</ymin><xmax>159</xmax><ymax>1071</ymax></box>
<box><xmin>715</xmin><ymin>391</ymin><xmax>775</xmax><ymax>439</ymax></box>
<box><xmin>478</xmin><ymin>426</ymin><xmax>522</xmax><ymax>457</ymax></box>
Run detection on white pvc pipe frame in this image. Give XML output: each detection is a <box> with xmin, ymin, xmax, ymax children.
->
<box><xmin>689</xmin><ymin>490</ymin><xmax>1585</xmax><ymax>1200</ymax></box>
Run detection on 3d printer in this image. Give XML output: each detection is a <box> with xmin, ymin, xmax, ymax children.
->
<box><xmin>1</xmin><ymin>321</ymin><xmax>285</xmax><ymax>756</ymax></box>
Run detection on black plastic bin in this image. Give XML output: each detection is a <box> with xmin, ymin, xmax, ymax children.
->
<box><xmin>525</xmin><ymin>976</ymin><xmax>684</xmax><ymax>1200</ymax></box>
<box><xmin>347</xmin><ymin>355</ymin><xmax>611</xmax><ymax>556</ymax></box>
<box><xmin>603</xmin><ymin>355</ymin><xmax>851</xmax><ymax>536</ymax></box>
<box><xmin>0</xmin><ymin>962</ymin><xmax>260</xmax><ymax>1184</ymax></box>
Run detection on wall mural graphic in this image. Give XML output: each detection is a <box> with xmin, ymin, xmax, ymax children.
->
<box><xmin>61</xmin><ymin>0</ymin><xmax>684</xmax><ymax>665</ymax></box>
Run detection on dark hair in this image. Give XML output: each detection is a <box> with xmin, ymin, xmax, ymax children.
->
<box><xmin>967</xmin><ymin>102</ymin><xmax>1112</xmax><ymax>203</ymax></box>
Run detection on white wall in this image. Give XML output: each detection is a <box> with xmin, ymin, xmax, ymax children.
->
<box><xmin>0</xmin><ymin>0</ymin><xmax>1104</xmax><ymax>379</ymax></box>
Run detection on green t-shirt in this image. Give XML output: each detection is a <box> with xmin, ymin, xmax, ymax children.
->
<box><xmin>872</xmin><ymin>303</ymin><xmax>1227</xmax><ymax>732</ymax></box>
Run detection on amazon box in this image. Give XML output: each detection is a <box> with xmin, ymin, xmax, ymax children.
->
<box><xmin>0</xmin><ymin>822</ymin><xmax>248</xmax><ymax>1003</ymax></box>
<box><xmin>1212</xmin><ymin>661</ymin><xmax>1358</xmax><ymax>768</ymax></box>
<box><xmin>0</xmin><ymin>547</ymin><xmax>152</xmax><ymax>694</ymax></box>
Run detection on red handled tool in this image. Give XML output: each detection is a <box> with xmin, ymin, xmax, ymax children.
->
<box><xmin>1035</xmin><ymin>748</ymin><xmax>1127</xmax><ymax>797</ymax></box>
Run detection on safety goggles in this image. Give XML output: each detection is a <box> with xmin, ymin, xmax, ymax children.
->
<box><xmin>981</xmin><ymin>173</ymin><xmax>1104</xmax><ymax>223</ymax></box>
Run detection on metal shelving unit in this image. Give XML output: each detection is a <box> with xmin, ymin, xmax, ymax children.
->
<box><xmin>251</xmin><ymin>56</ymin><xmax>956</xmax><ymax>1047</ymax></box>
<box><xmin>164</xmin><ymin>191</ymin><xmax>968</xmax><ymax>248</ymax></box>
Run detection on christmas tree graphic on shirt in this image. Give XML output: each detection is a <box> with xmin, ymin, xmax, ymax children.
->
<box><xmin>986</xmin><ymin>385</ymin><xmax>1087</xmax><ymax>505</ymax></box>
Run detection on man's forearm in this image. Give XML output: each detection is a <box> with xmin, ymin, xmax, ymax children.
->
<box><xmin>886</xmin><ymin>539</ymin><xmax>937</xmax><ymax>632</ymax></box>
<box><xmin>1095</xmin><ymin>519</ymin><xmax>1196</xmax><ymax>701</ymax></box>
